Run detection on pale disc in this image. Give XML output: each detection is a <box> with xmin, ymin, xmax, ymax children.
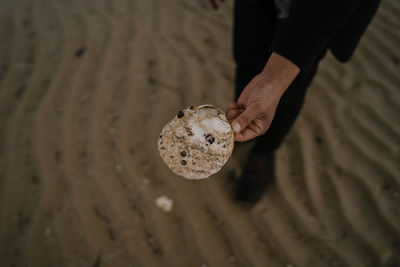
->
<box><xmin>158</xmin><ymin>104</ymin><xmax>234</xmax><ymax>179</ymax></box>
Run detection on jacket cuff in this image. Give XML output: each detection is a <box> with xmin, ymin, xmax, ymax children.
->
<box><xmin>270</xmin><ymin>23</ymin><xmax>324</xmax><ymax>75</ymax></box>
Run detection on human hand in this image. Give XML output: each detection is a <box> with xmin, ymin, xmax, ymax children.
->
<box><xmin>225</xmin><ymin>52</ymin><xmax>300</xmax><ymax>142</ymax></box>
<box><xmin>208</xmin><ymin>0</ymin><xmax>225</xmax><ymax>10</ymax></box>
<box><xmin>225</xmin><ymin>75</ymin><xmax>280</xmax><ymax>142</ymax></box>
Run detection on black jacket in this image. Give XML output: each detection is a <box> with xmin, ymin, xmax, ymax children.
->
<box><xmin>270</xmin><ymin>0</ymin><xmax>381</xmax><ymax>74</ymax></box>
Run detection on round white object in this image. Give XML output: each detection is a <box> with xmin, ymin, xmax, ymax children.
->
<box><xmin>155</xmin><ymin>196</ymin><xmax>174</xmax><ymax>212</ymax></box>
<box><xmin>158</xmin><ymin>104</ymin><xmax>234</xmax><ymax>179</ymax></box>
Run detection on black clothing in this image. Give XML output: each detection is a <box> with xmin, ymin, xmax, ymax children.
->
<box><xmin>234</xmin><ymin>0</ymin><xmax>277</xmax><ymax>78</ymax></box>
<box><xmin>271</xmin><ymin>0</ymin><xmax>381</xmax><ymax>74</ymax></box>
<box><xmin>233</xmin><ymin>0</ymin><xmax>379</xmax><ymax>154</ymax></box>
<box><xmin>234</xmin><ymin>0</ymin><xmax>380</xmax><ymax>75</ymax></box>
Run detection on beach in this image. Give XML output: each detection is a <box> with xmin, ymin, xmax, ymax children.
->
<box><xmin>0</xmin><ymin>0</ymin><xmax>399</xmax><ymax>266</ymax></box>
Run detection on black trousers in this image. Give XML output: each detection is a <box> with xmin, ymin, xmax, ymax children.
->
<box><xmin>233</xmin><ymin>0</ymin><xmax>325</xmax><ymax>155</ymax></box>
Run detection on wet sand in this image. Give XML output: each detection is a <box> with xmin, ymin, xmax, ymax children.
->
<box><xmin>0</xmin><ymin>0</ymin><xmax>399</xmax><ymax>266</ymax></box>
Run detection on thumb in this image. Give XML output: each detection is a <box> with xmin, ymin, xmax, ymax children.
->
<box><xmin>231</xmin><ymin>105</ymin><xmax>259</xmax><ymax>133</ymax></box>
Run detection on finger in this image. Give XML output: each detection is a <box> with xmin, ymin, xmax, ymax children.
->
<box><xmin>234</xmin><ymin>120</ymin><xmax>267</xmax><ymax>142</ymax></box>
<box><xmin>234</xmin><ymin>127</ymin><xmax>259</xmax><ymax>142</ymax></box>
<box><xmin>225</xmin><ymin>102</ymin><xmax>243</xmax><ymax>114</ymax></box>
<box><xmin>226</xmin><ymin>108</ymin><xmax>243</xmax><ymax>122</ymax></box>
<box><xmin>231</xmin><ymin>105</ymin><xmax>259</xmax><ymax>134</ymax></box>
<box><xmin>247</xmin><ymin>119</ymin><xmax>268</xmax><ymax>135</ymax></box>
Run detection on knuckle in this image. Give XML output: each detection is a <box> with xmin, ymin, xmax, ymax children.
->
<box><xmin>260</xmin><ymin>128</ymin><xmax>267</xmax><ymax>135</ymax></box>
<box><xmin>239</xmin><ymin>115</ymin><xmax>249</xmax><ymax>125</ymax></box>
<box><xmin>261</xmin><ymin>124</ymin><xmax>269</xmax><ymax>135</ymax></box>
<box><xmin>256</xmin><ymin>124</ymin><xmax>264</xmax><ymax>134</ymax></box>
<box><xmin>227</xmin><ymin>110</ymin><xmax>236</xmax><ymax>119</ymax></box>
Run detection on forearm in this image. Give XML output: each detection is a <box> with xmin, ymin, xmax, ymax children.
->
<box><xmin>258</xmin><ymin>52</ymin><xmax>300</xmax><ymax>101</ymax></box>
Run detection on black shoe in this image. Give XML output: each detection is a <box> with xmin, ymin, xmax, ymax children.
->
<box><xmin>235</xmin><ymin>152</ymin><xmax>274</xmax><ymax>205</ymax></box>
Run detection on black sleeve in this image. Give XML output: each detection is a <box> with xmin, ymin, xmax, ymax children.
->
<box><xmin>270</xmin><ymin>0</ymin><xmax>361</xmax><ymax>73</ymax></box>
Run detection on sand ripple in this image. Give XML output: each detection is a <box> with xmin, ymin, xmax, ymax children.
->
<box><xmin>0</xmin><ymin>0</ymin><xmax>399</xmax><ymax>266</ymax></box>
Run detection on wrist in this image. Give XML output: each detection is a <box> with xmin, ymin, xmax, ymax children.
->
<box><xmin>259</xmin><ymin>52</ymin><xmax>300</xmax><ymax>97</ymax></box>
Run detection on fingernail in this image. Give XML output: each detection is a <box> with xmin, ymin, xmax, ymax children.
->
<box><xmin>232</xmin><ymin>122</ymin><xmax>241</xmax><ymax>133</ymax></box>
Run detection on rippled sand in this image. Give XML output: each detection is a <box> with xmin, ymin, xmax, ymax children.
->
<box><xmin>0</xmin><ymin>1</ymin><xmax>399</xmax><ymax>266</ymax></box>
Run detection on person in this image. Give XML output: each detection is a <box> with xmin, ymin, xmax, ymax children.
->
<box><xmin>210</xmin><ymin>0</ymin><xmax>381</xmax><ymax>203</ymax></box>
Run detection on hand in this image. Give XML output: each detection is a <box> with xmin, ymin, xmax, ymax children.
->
<box><xmin>208</xmin><ymin>0</ymin><xmax>225</xmax><ymax>10</ymax></box>
<box><xmin>225</xmin><ymin>52</ymin><xmax>300</xmax><ymax>142</ymax></box>
<box><xmin>225</xmin><ymin>75</ymin><xmax>280</xmax><ymax>142</ymax></box>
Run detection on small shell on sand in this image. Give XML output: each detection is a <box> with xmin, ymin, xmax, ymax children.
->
<box><xmin>158</xmin><ymin>104</ymin><xmax>234</xmax><ymax>179</ymax></box>
<box><xmin>155</xmin><ymin>196</ymin><xmax>174</xmax><ymax>212</ymax></box>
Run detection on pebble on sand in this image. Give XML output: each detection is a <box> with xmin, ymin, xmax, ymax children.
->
<box><xmin>155</xmin><ymin>196</ymin><xmax>174</xmax><ymax>212</ymax></box>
